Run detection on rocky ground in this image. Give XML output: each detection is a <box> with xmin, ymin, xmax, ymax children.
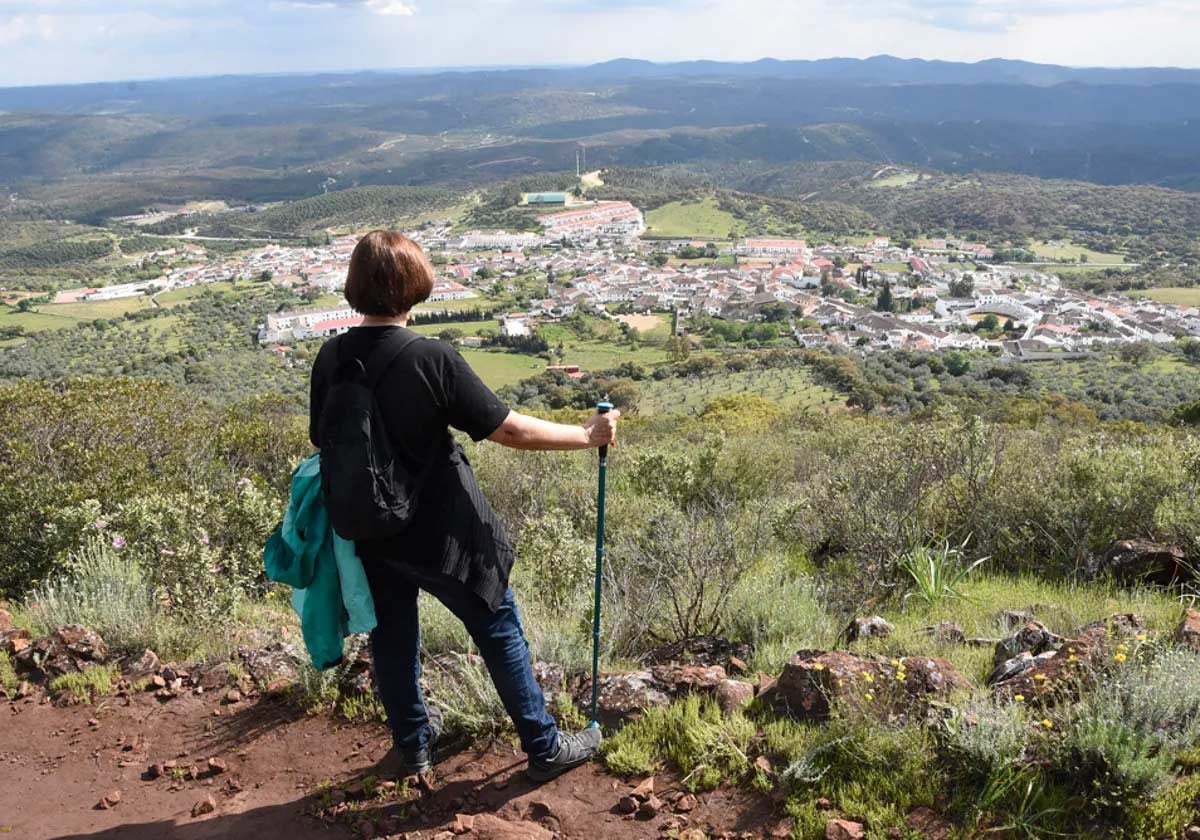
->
<box><xmin>0</xmin><ymin>680</ymin><xmax>785</xmax><ymax>840</ymax></box>
<box><xmin>3</xmin><ymin>605</ymin><xmax>1200</xmax><ymax>840</ymax></box>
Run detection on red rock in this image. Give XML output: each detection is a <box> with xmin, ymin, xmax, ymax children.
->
<box><xmin>768</xmin><ymin>819</ymin><xmax>796</xmax><ymax>838</ymax></box>
<box><xmin>907</xmin><ymin>806</ymin><xmax>953</xmax><ymax>840</ymax></box>
<box><xmin>993</xmin><ymin>626</ymin><xmax>1106</xmax><ymax>704</ymax></box>
<box><xmin>631</xmin><ymin>776</ymin><xmax>655</xmax><ymax>801</ymax></box>
<box><xmin>1175</xmin><ymin>609</ymin><xmax>1200</xmax><ymax>652</ymax></box>
<box><xmin>675</xmin><ymin>793</ymin><xmax>698</xmax><ymax>812</ymax></box>
<box><xmin>636</xmin><ymin>795</ymin><xmax>662</xmax><ymax>819</ymax></box>
<box><xmin>728</xmin><ymin>656</ymin><xmax>748</xmax><ymax>675</ymax></box>
<box><xmin>716</xmin><ymin>679</ymin><xmax>754</xmax><ymax>715</ymax></box>
<box><xmin>816</xmin><ymin>797</ymin><xmax>834</xmax><ymax>810</ymax></box>
<box><xmin>223</xmin><ymin>689</ymin><xmax>243</xmax><ymax>704</ymax></box>
<box><xmin>650</xmin><ymin>664</ymin><xmax>727</xmax><ymax>694</ymax></box>
<box><xmin>207</xmin><ymin>757</ymin><xmax>228</xmax><ymax>775</ymax></box>
<box><xmin>616</xmin><ymin>795</ymin><xmax>639</xmax><ymax>814</ymax></box>
<box><xmin>0</xmin><ymin>608</ymin><xmax>11</xmax><ymax>632</ymax></box>
<box><xmin>467</xmin><ymin>814</ymin><xmax>554</xmax><ymax>840</ymax></box>
<box><xmin>452</xmin><ymin>813</ymin><xmax>475</xmax><ymax>834</ymax></box>
<box><xmin>580</xmin><ymin>671</ymin><xmax>670</xmax><ymax>720</ymax></box>
<box><xmin>191</xmin><ymin>795</ymin><xmax>217</xmax><ymax>818</ymax></box>
<box><xmin>97</xmin><ymin>790</ymin><xmax>122</xmax><ymax>810</ymax></box>
<box><xmin>765</xmin><ymin>651</ymin><xmax>969</xmax><ymax>720</ymax></box>
<box><xmin>125</xmin><ymin>649</ymin><xmax>161</xmax><ymax>679</ymax></box>
<box><xmin>150</xmin><ymin>675</ymin><xmax>167</xmax><ymax>689</ymax></box>
<box><xmin>755</xmin><ymin>755</ymin><xmax>774</xmax><ymax>776</ymax></box>
<box><xmin>826</xmin><ymin>818</ymin><xmax>866</xmax><ymax>840</ymax></box>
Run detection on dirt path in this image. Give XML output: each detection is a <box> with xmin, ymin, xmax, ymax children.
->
<box><xmin>1</xmin><ymin>689</ymin><xmax>781</xmax><ymax>839</ymax></box>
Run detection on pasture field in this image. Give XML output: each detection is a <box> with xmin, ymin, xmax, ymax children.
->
<box><xmin>635</xmin><ymin>366</ymin><xmax>839</xmax><ymax>416</ymax></box>
<box><xmin>868</xmin><ymin>170</ymin><xmax>921</xmax><ymax>188</ymax></box>
<box><xmin>1032</xmin><ymin>240</ymin><xmax>1126</xmax><ymax>264</ymax></box>
<box><xmin>458</xmin><ymin>349</ymin><xmax>545</xmax><ymax>389</ymax></box>
<box><xmin>409</xmin><ymin>319</ymin><xmax>499</xmax><ymax>337</ymax></box>
<box><xmin>644</xmin><ymin>198</ymin><xmax>742</xmax><ymax>240</ymax></box>
<box><xmin>1129</xmin><ymin>286</ymin><xmax>1200</xmax><ymax>306</ymax></box>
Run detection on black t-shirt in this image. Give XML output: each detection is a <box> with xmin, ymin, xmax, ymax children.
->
<box><xmin>309</xmin><ymin>326</ymin><xmax>515</xmax><ymax>609</ymax></box>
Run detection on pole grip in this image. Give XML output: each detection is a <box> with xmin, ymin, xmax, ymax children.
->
<box><xmin>596</xmin><ymin>400</ymin><xmax>613</xmax><ymax>460</ymax></box>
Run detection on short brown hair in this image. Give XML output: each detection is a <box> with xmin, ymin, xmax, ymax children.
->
<box><xmin>344</xmin><ymin>230</ymin><xmax>435</xmax><ymax>316</ymax></box>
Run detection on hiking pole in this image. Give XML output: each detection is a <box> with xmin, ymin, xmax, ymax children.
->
<box><xmin>588</xmin><ymin>400</ymin><xmax>614</xmax><ymax>729</ymax></box>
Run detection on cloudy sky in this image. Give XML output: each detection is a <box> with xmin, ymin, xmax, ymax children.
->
<box><xmin>0</xmin><ymin>0</ymin><xmax>1197</xmax><ymax>87</ymax></box>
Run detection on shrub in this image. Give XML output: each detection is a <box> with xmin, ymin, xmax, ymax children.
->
<box><xmin>0</xmin><ymin>651</ymin><xmax>18</xmax><ymax>695</ymax></box>
<box><xmin>899</xmin><ymin>539</ymin><xmax>987</xmax><ymax>608</ymax></box>
<box><xmin>26</xmin><ymin>537</ymin><xmax>165</xmax><ymax>654</ymax></box>
<box><xmin>601</xmin><ymin>695</ymin><xmax>755</xmax><ymax>790</ymax></box>
<box><xmin>49</xmin><ymin>664</ymin><xmax>119</xmax><ymax>703</ymax></box>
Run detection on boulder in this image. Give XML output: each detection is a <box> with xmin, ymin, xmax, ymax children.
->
<box><xmin>640</xmin><ymin>635</ymin><xmax>753</xmax><ymax>669</ymax></box>
<box><xmin>580</xmin><ymin>671</ymin><xmax>670</xmax><ymax>720</ymax></box>
<box><xmin>531</xmin><ymin>661</ymin><xmax>565</xmax><ymax>695</ymax></box>
<box><xmin>993</xmin><ymin>627</ymin><xmax>1106</xmax><ymax>703</ymax></box>
<box><xmin>1175</xmin><ymin>609</ymin><xmax>1200</xmax><ymax>652</ymax></box>
<box><xmin>907</xmin><ymin>807</ymin><xmax>953</xmax><ymax>840</ymax></box>
<box><xmin>467</xmin><ymin>815</ymin><xmax>554</xmax><ymax>840</ymax></box>
<box><xmin>0</xmin><ymin>608</ymin><xmax>11</xmax><ymax>632</ymax></box>
<box><xmin>715</xmin><ymin>679</ymin><xmax>754</xmax><ymax>715</ymax></box>
<box><xmin>826</xmin><ymin>819</ymin><xmax>866</xmax><ymax>840</ymax></box>
<box><xmin>996</xmin><ymin>609</ymin><xmax>1037</xmax><ymax>631</ymax></box>
<box><xmin>762</xmin><ymin>651</ymin><xmax>968</xmax><ymax>721</ymax></box>
<box><xmin>16</xmin><ymin>625</ymin><xmax>109</xmax><ymax>677</ymax></box>
<box><xmin>845</xmin><ymin>616</ymin><xmax>894</xmax><ymax>642</ymax></box>
<box><xmin>1096</xmin><ymin>539</ymin><xmax>1193</xmax><ymax>586</ymax></box>
<box><xmin>0</xmin><ymin>627</ymin><xmax>30</xmax><ymax>657</ymax></box>
<box><xmin>125</xmin><ymin>649</ymin><xmax>162</xmax><ymax>680</ymax></box>
<box><xmin>924</xmin><ymin>622</ymin><xmax>965</xmax><ymax>645</ymax></box>
<box><xmin>992</xmin><ymin>622</ymin><xmax>1063</xmax><ymax>671</ymax></box>
<box><xmin>650</xmin><ymin>664</ymin><xmax>727</xmax><ymax>694</ymax></box>
<box><xmin>237</xmin><ymin>642</ymin><xmax>302</xmax><ymax>687</ymax></box>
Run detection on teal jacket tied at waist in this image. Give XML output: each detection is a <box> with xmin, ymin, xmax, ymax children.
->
<box><xmin>263</xmin><ymin>454</ymin><xmax>376</xmax><ymax>670</ymax></box>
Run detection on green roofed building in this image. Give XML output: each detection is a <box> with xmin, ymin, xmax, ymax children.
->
<box><xmin>525</xmin><ymin>192</ymin><xmax>568</xmax><ymax>206</ymax></box>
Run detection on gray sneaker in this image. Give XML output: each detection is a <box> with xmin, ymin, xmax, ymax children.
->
<box><xmin>402</xmin><ymin>704</ymin><xmax>444</xmax><ymax>776</ymax></box>
<box><xmin>526</xmin><ymin>727</ymin><xmax>602</xmax><ymax>782</ymax></box>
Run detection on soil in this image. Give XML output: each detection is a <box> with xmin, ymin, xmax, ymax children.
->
<box><xmin>0</xmin><ymin>688</ymin><xmax>785</xmax><ymax>839</ymax></box>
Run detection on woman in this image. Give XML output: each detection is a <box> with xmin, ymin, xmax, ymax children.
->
<box><xmin>309</xmin><ymin>230</ymin><xmax>619</xmax><ymax>782</ymax></box>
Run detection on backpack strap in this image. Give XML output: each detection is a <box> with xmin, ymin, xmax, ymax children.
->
<box><xmin>364</xmin><ymin>329</ymin><xmax>424</xmax><ymax>390</ymax></box>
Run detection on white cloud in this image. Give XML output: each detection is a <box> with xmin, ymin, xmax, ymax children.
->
<box><xmin>0</xmin><ymin>12</ymin><xmax>57</xmax><ymax>44</ymax></box>
<box><xmin>365</xmin><ymin>0</ymin><xmax>415</xmax><ymax>14</ymax></box>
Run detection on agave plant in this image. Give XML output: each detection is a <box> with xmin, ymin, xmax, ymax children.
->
<box><xmin>899</xmin><ymin>539</ymin><xmax>988</xmax><ymax>608</ymax></box>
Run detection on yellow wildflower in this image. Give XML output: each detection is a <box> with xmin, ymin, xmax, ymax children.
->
<box><xmin>1014</xmin><ymin>694</ymin><xmax>1026</xmax><ymax>702</ymax></box>
<box><xmin>1068</xmin><ymin>655</ymin><xmax>1078</xmax><ymax>663</ymax></box>
<box><xmin>862</xmin><ymin>672</ymin><xmax>874</xmax><ymax>683</ymax></box>
<box><xmin>1041</xmin><ymin>719</ymin><xmax>1053</xmax><ymax>729</ymax></box>
<box><xmin>1136</xmin><ymin>634</ymin><xmax>1147</xmax><ymax>642</ymax></box>
<box><xmin>1114</xmin><ymin>652</ymin><xmax>1128</xmax><ymax>663</ymax></box>
<box><xmin>865</xmin><ymin>692</ymin><xmax>875</xmax><ymax>701</ymax></box>
<box><xmin>811</xmin><ymin>663</ymin><xmax>825</xmax><ymax>671</ymax></box>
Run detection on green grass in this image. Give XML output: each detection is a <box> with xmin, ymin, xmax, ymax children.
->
<box><xmin>872</xmin><ymin>262</ymin><xmax>914</xmax><ymax>273</ymax></box>
<box><xmin>645</xmin><ymin>198</ymin><xmax>742</xmax><ymax>240</ymax></box>
<box><xmin>155</xmin><ymin>282</ymin><xmax>245</xmax><ymax>305</ymax></box>
<box><xmin>0</xmin><ymin>307</ymin><xmax>79</xmax><ymax>333</ymax></box>
<box><xmin>868</xmin><ymin>170</ymin><xmax>921</xmax><ymax>189</ymax></box>
<box><xmin>856</xmin><ymin>573</ymin><xmax>1185</xmax><ymax>686</ymax></box>
<box><xmin>458</xmin><ymin>349</ymin><xmax>545</xmax><ymax>389</ymax></box>
<box><xmin>412</xmin><ymin>295</ymin><xmax>493</xmax><ymax>313</ymax></box>
<box><xmin>48</xmin><ymin>664</ymin><xmax>120</xmax><ymax>703</ymax></box>
<box><xmin>0</xmin><ymin>651</ymin><xmax>18</xmax><ymax>695</ymax></box>
<box><xmin>635</xmin><ymin>368</ymin><xmax>838</xmax><ymax>417</ymax></box>
<box><xmin>1032</xmin><ymin>240</ymin><xmax>1126</xmax><ymax>264</ymax></box>
<box><xmin>1129</xmin><ymin>287</ymin><xmax>1200</xmax><ymax>307</ymax></box>
<box><xmin>409</xmin><ymin>319</ymin><xmax>499</xmax><ymax>337</ymax></box>
<box><xmin>45</xmin><ymin>296</ymin><xmax>156</xmax><ymax>320</ymax></box>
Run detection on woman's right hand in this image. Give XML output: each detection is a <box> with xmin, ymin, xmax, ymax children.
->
<box><xmin>583</xmin><ymin>408</ymin><xmax>620</xmax><ymax>448</ymax></box>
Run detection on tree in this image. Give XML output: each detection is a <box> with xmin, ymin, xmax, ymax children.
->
<box><xmin>651</xmin><ymin>253</ymin><xmax>669</xmax><ymax>267</ymax></box>
<box><xmin>876</xmin><ymin>282</ymin><xmax>895</xmax><ymax>313</ymax></box>
<box><xmin>1118</xmin><ymin>342</ymin><xmax>1153</xmax><ymax>366</ymax></box>
<box><xmin>438</xmin><ymin>328</ymin><xmax>464</xmax><ymax>342</ymax></box>
<box><xmin>975</xmin><ymin>314</ymin><xmax>1000</xmax><ymax>333</ymax></box>
<box><xmin>15</xmin><ymin>298</ymin><xmax>34</xmax><ymax>313</ymax></box>
<box><xmin>259</xmin><ymin>270</ymin><xmax>274</xmax><ymax>282</ymax></box>
<box><xmin>665</xmin><ymin>335</ymin><xmax>691</xmax><ymax>363</ymax></box>
<box><xmin>945</xmin><ymin>352</ymin><xmax>972</xmax><ymax>376</ymax></box>
<box><xmin>949</xmin><ymin>275</ymin><xmax>976</xmax><ymax>298</ymax></box>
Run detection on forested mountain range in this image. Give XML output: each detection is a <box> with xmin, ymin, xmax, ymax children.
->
<box><xmin>1</xmin><ymin>55</ymin><xmax>1198</xmax><ymax>223</ymax></box>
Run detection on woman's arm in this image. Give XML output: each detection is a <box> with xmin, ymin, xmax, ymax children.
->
<box><xmin>487</xmin><ymin>409</ymin><xmax>620</xmax><ymax>451</ymax></box>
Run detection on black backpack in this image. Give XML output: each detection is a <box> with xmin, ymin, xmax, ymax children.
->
<box><xmin>317</xmin><ymin>330</ymin><xmax>426</xmax><ymax>541</ymax></box>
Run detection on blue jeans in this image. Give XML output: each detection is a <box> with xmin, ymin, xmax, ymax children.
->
<box><xmin>363</xmin><ymin>562</ymin><xmax>559</xmax><ymax>764</ymax></box>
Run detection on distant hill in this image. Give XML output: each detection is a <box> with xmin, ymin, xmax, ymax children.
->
<box><xmin>2</xmin><ymin>55</ymin><xmax>1199</xmax><ymax>223</ymax></box>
